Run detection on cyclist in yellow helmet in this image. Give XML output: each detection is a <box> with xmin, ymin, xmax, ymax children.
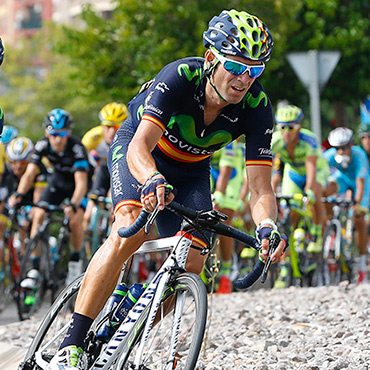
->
<box><xmin>82</xmin><ymin>103</ymin><xmax>129</xmax><ymax>230</ymax></box>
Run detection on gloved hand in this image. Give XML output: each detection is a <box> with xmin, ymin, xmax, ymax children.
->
<box><xmin>212</xmin><ymin>190</ymin><xmax>225</xmax><ymax>208</ymax></box>
<box><xmin>305</xmin><ymin>189</ymin><xmax>316</xmax><ymax>204</ymax></box>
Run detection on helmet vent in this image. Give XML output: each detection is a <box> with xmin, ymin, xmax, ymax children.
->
<box><xmin>231</xmin><ymin>27</ymin><xmax>238</xmax><ymax>36</ymax></box>
<box><xmin>215</xmin><ymin>21</ymin><xmax>224</xmax><ymax>29</ymax></box>
<box><xmin>241</xmin><ymin>48</ymin><xmax>248</xmax><ymax>56</ymax></box>
<box><xmin>252</xmin><ymin>45</ymin><xmax>260</xmax><ymax>58</ymax></box>
<box><xmin>247</xmin><ymin>18</ymin><xmax>255</xmax><ymax>28</ymax></box>
<box><xmin>252</xmin><ymin>31</ymin><xmax>259</xmax><ymax>42</ymax></box>
<box><xmin>227</xmin><ymin>35</ymin><xmax>236</xmax><ymax>44</ymax></box>
<box><xmin>210</xmin><ymin>30</ymin><xmax>219</xmax><ymax>38</ymax></box>
<box><xmin>222</xmin><ymin>41</ymin><xmax>231</xmax><ymax>49</ymax></box>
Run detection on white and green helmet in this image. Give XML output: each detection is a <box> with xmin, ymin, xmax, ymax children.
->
<box><xmin>203</xmin><ymin>9</ymin><xmax>273</xmax><ymax>62</ymax></box>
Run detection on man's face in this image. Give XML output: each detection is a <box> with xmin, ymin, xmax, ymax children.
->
<box><xmin>10</xmin><ymin>160</ymin><xmax>28</xmax><ymax>178</ymax></box>
<box><xmin>277</xmin><ymin>124</ymin><xmax>301</xmax><ymax>144</ymax></box>
<box><xmin>207</xmin><ymin>50</ymin><xmax>264</xmax><ymax>105</ymax></box>
<box><xmin>46</xmin><ymin>128</ymin><xmax>70</xmax><ymax>153</ymax></box>
<box><xmin>361</xmin><ymin>134</ymin><xmax>370</xmax><ymax>153</ymax></box>
<box><xmin>103</xmin><ymin>124</ymin><xmax>120</xmax><ymax>145</ymax></box>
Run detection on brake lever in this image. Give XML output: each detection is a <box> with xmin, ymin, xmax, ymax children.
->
<box><xmin>261</xmin><ymin>231</ymin><xmax>281</xmax><ymax>283</ymax></box>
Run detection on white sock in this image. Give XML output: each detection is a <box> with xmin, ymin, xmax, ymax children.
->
<box><xmin>359</xmin><ymin>255</ymin><xmax>367</xmax><ymax>271</ymax></box>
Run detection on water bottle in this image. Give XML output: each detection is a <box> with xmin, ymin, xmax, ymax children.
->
<box><xmin>97</xmin><ymin>283</ymin><xmax>148</xmax><ymax>343</ymax></box>
<box><xmin>49</xmin><ymin>236</ymin><xmax>58</xmax><ymax>264</ymax></box>
<box><xmin>293</xmin><ymin>228</ymin><xmax>305</xmax><ymax>253</ymax></box>
<box><xmin>96</xmin><ymin>283</ymin><xmax>129</xmax><ymax>342</ymax></box>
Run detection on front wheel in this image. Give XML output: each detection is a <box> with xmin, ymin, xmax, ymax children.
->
<box><xmin>322</xmin><ymin>224</ymin><xmax>341</xmax><ymax>286</ymax></box>
<box><xmin>123</xmin><ymin>273</ymin><xmax>208</xmax><ymax>370</ymax></box>
<box><xmin>19</xmin><ymin>274</ymin><xmax>84</xmax><ymax>369</ymax></box>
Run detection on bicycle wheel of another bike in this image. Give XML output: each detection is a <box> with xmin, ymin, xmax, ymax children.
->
<box><xmin>16</xmin><ymin>237</ymin><xmax>49</xmax><ymax>321</ymax></box>
<box><xmin>322</xmin><ymin>225</ymin><xmax>341</xmax><ymax>286</ymax></box>
<box><xmin>0</xmin><ymin>247</ymin><xmax>13</xmax><ymax>311</ymax></box>
<box><xmin>19</xmin><ymin>275</ymin><xmax>85</xmax><ymax>370</ymax></box>
<box><xmin>123</xmin><ymin>272</ymin><xmax>208</xmax><ymax>370</ymax></box>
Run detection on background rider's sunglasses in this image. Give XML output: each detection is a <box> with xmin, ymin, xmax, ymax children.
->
<box><xmin>359</xmin><ymin>132</ymin><xmax>370</xmax><ymax>138</ymax></box>
<box><xmin>47</xmin><ymin>129</ymin><xmax>71</xmax><ymax>137</ymax></box>
<box><xmin>334</xmin><ymin>144</ymin><xmax>351</xmax><ymax>151</ymax></box>
<box><xmin>277</xmin><ymin>124</ymin><xmax>300</xmax><ymax>131</ymax></box>
<box><xmin>211</xmin><ymin>49</ymin><xmax>265</xmax><ymax>78</ymax></box>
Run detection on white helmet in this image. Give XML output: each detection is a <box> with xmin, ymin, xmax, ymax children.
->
<box><xmin>328</xmin><ymin>127</ymin><xmax>354</xmax><ymax>148</ymax></box>
<box><xmin>6</xmin><ymin>137</ymin><xmax>34</xmax><ymax>161</ymax></box>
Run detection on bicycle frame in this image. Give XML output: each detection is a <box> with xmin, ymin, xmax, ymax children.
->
<box><xmin>91</xmin><ymin>232</ymin><xmax>193</xmax><ymax>369</ymax></box>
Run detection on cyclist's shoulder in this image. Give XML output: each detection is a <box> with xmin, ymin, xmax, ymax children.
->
<box><xmin>298</xmin><ymin>128</ymin><xmax>319</xmax><ymax>149</ymax></box>
<box><xmin>242</xmin><ymin>80</ymin><xmax>271</xmax><ymax>111</ymax></box>
<box><xmin>34</xmin><ymin>137</ymin><xmax>49</xmax><ymax>153</ymax></box>
<box><xmin>82</xmin><ymin>125</ymin><xmax>104</xmax><ymax>150</ymax></box>
<box><xmin>351</xmin><ymin>145</ymin><xmax>369</xmax><ymax>163</ymax></box>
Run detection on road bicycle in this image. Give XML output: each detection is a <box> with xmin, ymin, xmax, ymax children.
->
<box><xmin>275</xmin><ymin>193</ymin><xmax>321</xmax><ymax>288</ymax></box>
<box><xmin>81</xmin><ymin>195</ymin><xmax>112</xmax><ymax>268</ymax></box>
<box><xmin>0</xmin><ymin>203</ymin><xmax>26</xmax><ymax>312</ymax></box>
<box><xmin>321</xmin><ymin>197</ymin><xmax>356</xmax><ymax>285</ymax></box>
<box><xmin>15</xmin><ymin>202</ymin><xmax>71</xmax><ymax>321</ymax></box>
<box><xmin>19</xmin><ymin>201</ymin><xmax>270</xmax><ymax>370</ymax></box>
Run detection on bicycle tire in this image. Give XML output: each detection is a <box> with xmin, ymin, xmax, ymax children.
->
<box><xmin>121</xmin><ymin>272</ymin><xmax>208</xmax><ymax>370</ymax></box>
<box><xmin>19</xmin><ymin>275</ymin><xmax>84</xmax><ymax>370</ymax></box>
<box><xmin>15</xmin><ymin>236</ymin><xmax>50</xmax><ymax>321</ymax></box>
<box><xmin>0</xmin><ymin>245</ymin><xmax>13</xmax><ymax>311</ymax></box>
<box><xmin>322</xmin><ymin>223</ymin><xmax>341</xmax><ymax>286</ymax></box>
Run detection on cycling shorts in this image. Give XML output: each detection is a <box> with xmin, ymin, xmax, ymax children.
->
<box><xmin>39</xmin><ymin>173</ymin><xmax>88</xmax><ymax>210</ymax></box>
<box><xmin>108</xmin><ymin>123</ymin><xmax>212</xmax><ymax>247</ymax></box>
<box><xmin>329</xmin><ymin>168</ymin><xmax>370</xmax><ymax>210</ymax></box>
<box><xmin>281</xmin><ymin>161</ymin><xmax>329</xmax><ymax>196</ymax></box>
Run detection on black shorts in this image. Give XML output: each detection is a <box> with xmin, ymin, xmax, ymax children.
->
<box><xmin>108</xmin><ymin>122</ymin><xmax>212</xmax><ymax>246</ymax></box>
<box><xmin>39</xmin><ymin>173</ymin><xmax>88</xmax><ymax>209</ymax></box>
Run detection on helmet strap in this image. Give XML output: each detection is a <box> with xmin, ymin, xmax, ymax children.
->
<box><xmin>205</xmin><ymin>62</ymin><xmax>228</xmax><ymax>103</ymax></box>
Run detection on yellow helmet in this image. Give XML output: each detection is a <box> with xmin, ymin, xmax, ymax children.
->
<box><xmin>275</xmin><ymin>105</ymin><xmax>304</xmax><ymax>125</ymax></box>
<box><xmin>99</xmin><ymin>102</ymin><xmax>129</xmax><ymax>126</ymax></box>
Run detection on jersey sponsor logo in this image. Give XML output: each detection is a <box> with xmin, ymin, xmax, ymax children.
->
<box><xmin>264</xmin><ymin>128</ymin><xmax>274</xmax><ymax>135</ymax></box>
<box><xmin>112</xmin><ymin>145</ymin><xmax>124</xmax><ymax>164</ymax></box>
<box><xmin>111</xmin><ymin>147</ymin><xmax>124</xmax><ymax>198</ymax></box>
<box><xmin>258</xmin><ymin>147</ymin><xmax>273</xmax><ymax>157</ymax></box>
<box><xmin>167</xmin><ymin>114</ymin><xmax>232</xmax><ymax>148</ymax></box>
<box><xmin>220</xmin><ymin>114</ymin><xmax>238</xmax><ymax>123</ymax></box>
<box><xmin>72</xmin><ymin>143</ymin><xmax>85</xmax><ymax>159</ymax></box>
<box><xmin>155</xmin><ymin>82</ymin><xmax>170</xmax><ymax>93</ymax></box>
<box><xmin>144</xmin><ymin>104</ymin><xmax>163</xmax><ymax>117</ymax></box>
<box><xmin>243</xmin><ymin>91</ymin><xmax>268</xmax><ymax>109</ymax></box>
<box><xmin>177</xmin><ymin>63</ymin><xmax>202</xmax><ymax>85</ymax></box>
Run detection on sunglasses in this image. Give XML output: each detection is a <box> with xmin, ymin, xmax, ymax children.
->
<box><xmin>102</xmin><ymin>122</ymin><xmax>121</xmax><ymax>130</ymax></box>
<box><xmin>359</xmin><ymin>132</ymin><xmax>370</xmax><ymax>138</ymax></box>
<box><xmin>277</xmin><ymin>124</ymin><xmax>301</xmax><ymax>131</ymax></box>
<box><xmin>334</xmin><ymin>144</ymin><xmax>351</xmax><ymax>151</ymax></box>
<box><xmin>47</xmin><ymin>129</ymin><xmax>71</xmax><ymax>137</ymax></box>
<box><xmin>211</xmin><ymin>49</ymin><xmax>265</xmax><ymax>78</ymax></box>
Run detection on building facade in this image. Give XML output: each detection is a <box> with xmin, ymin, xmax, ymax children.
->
<box><xmin>0</xmin><ymin>0</ymin><xmax>114</xmax><ymax>43</ymax></box>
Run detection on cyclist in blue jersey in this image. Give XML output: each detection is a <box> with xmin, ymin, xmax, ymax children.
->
<box><xmin>13</xmin><ymin>109</ymin><xmax>91</xmax><ymax>290</ymax></box>
<box><xmin>324</xmin><ymin>127</ymin><xmax>369</xmax><ymax>284</ymax></box>
<box><xmin>50</xmin><ymin>10</ymin><xmax>288</xmax><ymax>368</ymax></box>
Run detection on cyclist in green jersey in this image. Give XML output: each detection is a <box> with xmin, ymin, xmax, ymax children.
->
<box><xmin>211</xmin><ymin>139</ymin><xmax>245</xmax><ymax>293</ymax></box>
<box><xmin>271</xmin><ymin>105</ymin><xmax>329</xmax><ymax>253</ymax></box>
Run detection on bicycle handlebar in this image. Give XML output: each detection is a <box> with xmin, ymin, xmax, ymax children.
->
<box><xmin>118</xmin><ymin>201</ymin><xmax>260</xmax><ymax>250</ymax></box>
<box><xmin>117</xmin><ymin>201</ymin><xmax>274</xmax><ymax>289</ymax></box>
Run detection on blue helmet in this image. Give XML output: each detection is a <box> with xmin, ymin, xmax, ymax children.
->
<box><xmin>43</xmin><ymin>108</ymin><xmax>73</xmax><ymax>130</ymax></box>
<box><xmin>1</xmin><ymin>125</ymin><xmax>19</xmax><ymax>145</ymax></box>
<box><xmin>0</xmin><ymin>38</ymin><xmax>4</xmax><ymax>66</ymax></box>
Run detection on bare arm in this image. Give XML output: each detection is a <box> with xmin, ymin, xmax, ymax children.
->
<box><xmin>215</xmin><ymin>165</ymin><xmax>233</xmax><ymax>194</ymax></box>
<box><xmin>16</xmin><ymin>163</ymin><xmax>39</xmax><ymax>195</ymax></box>
<box><xmin>71</xmin><ymin>171</ymin><xmax>88</xmax><ymax>206</ymax></box>
<box><xmin>354</xmin><ymin>177</ymin><xmax>365</xmax><ymax>205</ymax></box>
<box><xmin>305</xmin><ymin>155</ymin><xmax>317</xmax><ymax>191</ymax></box>
<box><xmin>127</xmin><ymin>119</ymin><xmax>174</xmax><ymax>211</ymax></box>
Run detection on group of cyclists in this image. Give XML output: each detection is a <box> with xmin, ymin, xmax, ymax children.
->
<box><xmin>0</xmin><ymin>8</ymin><xmax>368</xmax><ymax>369</ymax></box>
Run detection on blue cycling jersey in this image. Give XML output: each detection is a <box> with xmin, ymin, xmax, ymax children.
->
<box><xmin>323</xmin><ymin>145</ymin><xmax>370</xmax><ymax>208</ymax></box>
<box><xmin>125</xmin><ymin>57</ymin><xmax>274</xmax><ymax>167</ymax></box>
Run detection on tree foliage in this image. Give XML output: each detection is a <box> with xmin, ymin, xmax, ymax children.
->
<box><xmin>0</xmin><ymin>0</ymin><xmax>369</xmax><ymax>139</ymax></box>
